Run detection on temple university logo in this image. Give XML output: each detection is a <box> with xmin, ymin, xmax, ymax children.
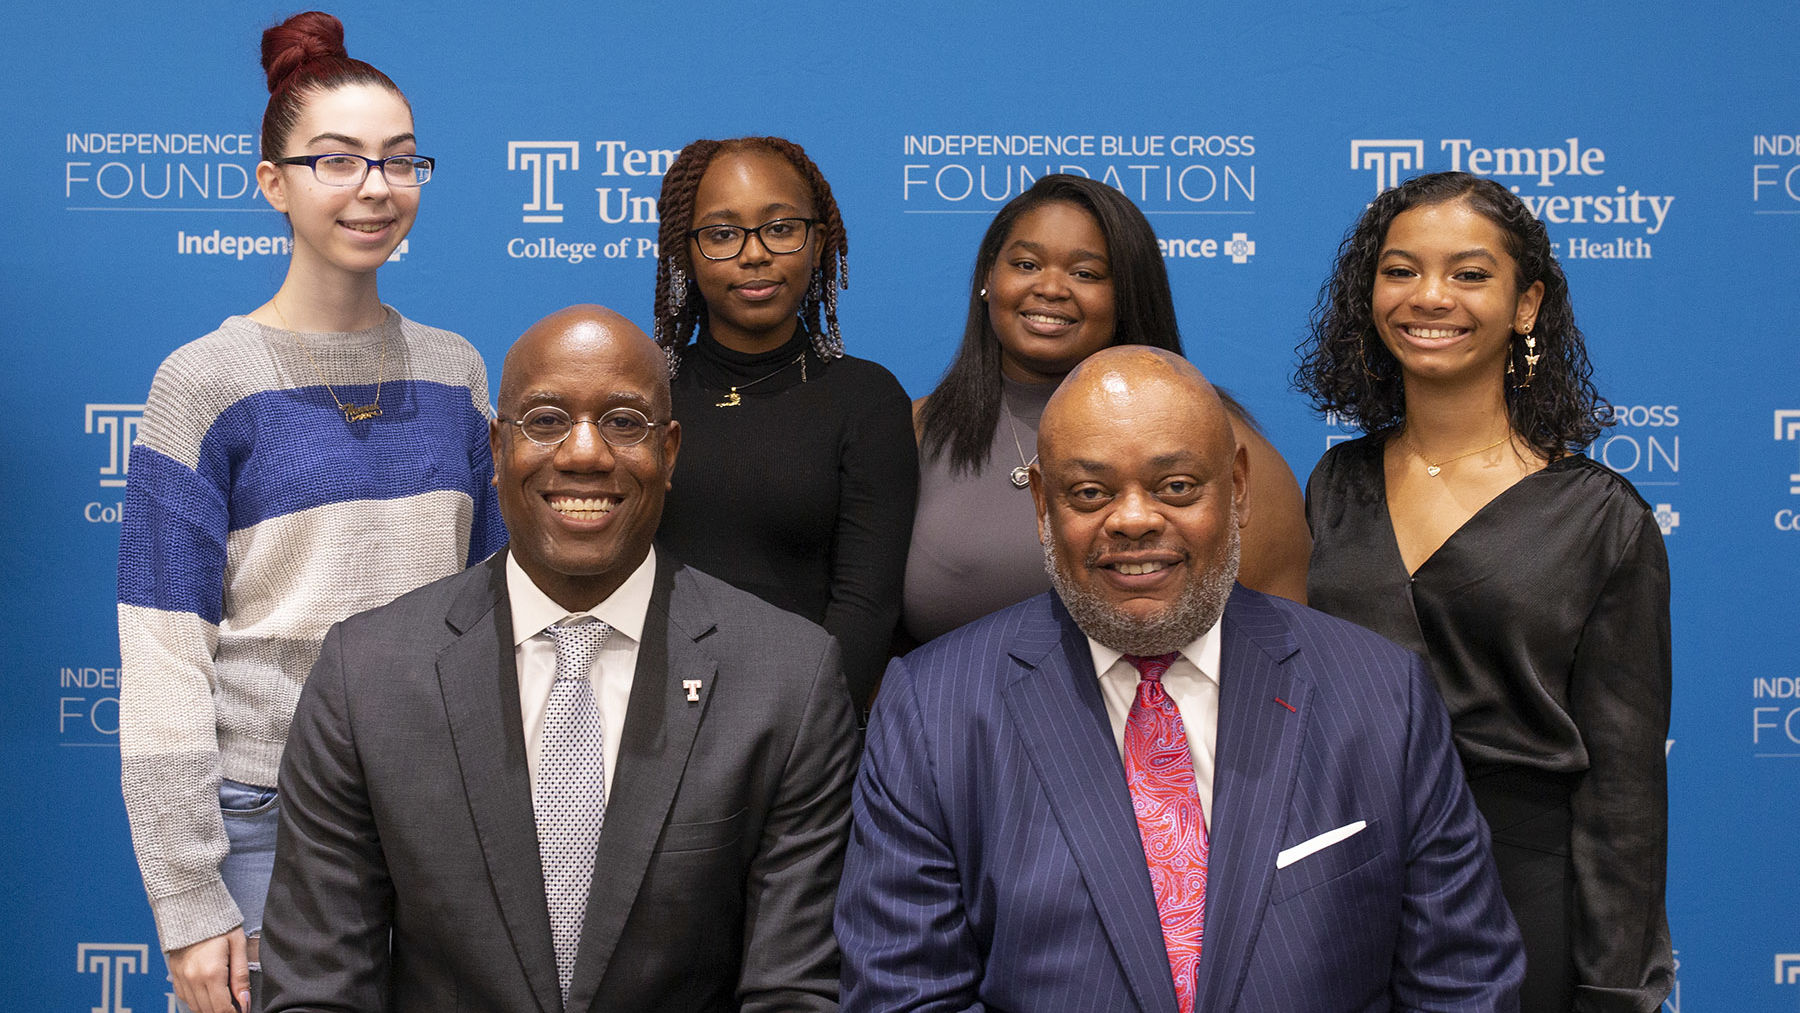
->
<box><xmin>508</xmin><ymin>141</ymin><xmax>582</xmax><ymax>223</ymax></box>
<box><xmin>76</xmin><ymin>943</ymin><xmax>151</xmax><ymax>1013</ymax></box>
<box><xmin>1776</xmin><ymin>410</ymin><xmax>1800</xmax><ymax>494</ymax></box>
<box><xmin>1350</xmin><ymin>139</ymin><xmax>1425</xmax><ymax>195</ymax></box>
<box><xmin>86</xmin><ymin>403</ymin><xmax>144</xmax><ymax>489</ymax></box>
<box><xmin>1778</xmin><ymin>952</ymin><xmax>1800</xmax><ymax>986</ymax></box>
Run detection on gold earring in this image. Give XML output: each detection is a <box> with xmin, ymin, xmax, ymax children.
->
<box><xmin>1510</xmin><ymin>331</ymin><xmax>1539</xmax><ymax>388</ymax></box>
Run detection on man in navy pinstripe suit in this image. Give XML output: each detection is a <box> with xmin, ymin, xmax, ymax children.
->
<box><xmin>837</xmin><ymin>347</ymin><xmax>1522</xmax><ymax>1012</ymax></box>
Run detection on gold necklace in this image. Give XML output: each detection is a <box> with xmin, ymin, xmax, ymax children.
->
<box><xmin>1000</xmin><ymin>406</ymin><xmax>1037</xmax><ymax>489</ymax></box>
<box><xmin>1403</xmin><ymin>426</ymin><xmax>1512</xmax><ymax>478</ymax></box>
<box><xmin>271</xmin><ymin>297</ymin><xmax>389</xmax><ymax>424</ymax></box>
<box><xmin>713</xmin><ymin>351</ymin><xmax>806</xmax><ymax>408</ymax></box>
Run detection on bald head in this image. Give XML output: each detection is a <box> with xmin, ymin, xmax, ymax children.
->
<box><xmin>1041</xmin><ymin>346</ymin><xmax>1236</xmax><ymax>467</ymax></box>
<box><xmin>1030</xmin><ymin>345</ymin><xmax>1247</xmax><ymax>655</ymax></box>
<box><xmin>491</xmin><ymin>304</ymin><xmax>681</xmax><ymax>612</ymax></box>
<box><xmin>500</xmin><ymin>304</ymin><xmax>670</xmax><ymax>416</ymax></box>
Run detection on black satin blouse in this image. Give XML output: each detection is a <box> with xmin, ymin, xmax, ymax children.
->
<box><xmin>1305</xmin><ymin>433</ymin><xmax>1672</xmax><ymax>1009</ymax></box>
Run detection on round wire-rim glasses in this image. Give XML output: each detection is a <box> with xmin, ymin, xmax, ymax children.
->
<box><xmin>497</xmin><ymin>405</ymin><xmax>667</xmax><ymax>448</ymax></box>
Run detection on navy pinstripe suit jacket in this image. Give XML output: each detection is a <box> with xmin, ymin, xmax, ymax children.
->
<box><xmin>837</xmin><ymin>585</ymin><xmax>1522</xmax><ymax>1012</ymax></box>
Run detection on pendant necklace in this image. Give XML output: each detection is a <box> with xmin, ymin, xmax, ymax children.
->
<box><xmin>272</xmin><ymin>297</ymin><xmax>389</xmax><ymax>424</ymax></box>
<box><xmin>1403</xmin><ymin>426</ymin><xmax>1512</xmax><ymax>478</ymax></box>
<box><xmin>1001</xmin><ymin>405</ymin><xmax>1037</xmax><ymax>489</ymax></box>
<box><xmin>714</xmin><ymin>351</ymin><xmax>806</xmax><ymax>408</ymax></box>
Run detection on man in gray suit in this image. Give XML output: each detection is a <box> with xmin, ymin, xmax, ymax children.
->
<box><xmin>262</xmin><ymin>304</ymin><xmax>858</xmax><ymax>1012</ymax></box>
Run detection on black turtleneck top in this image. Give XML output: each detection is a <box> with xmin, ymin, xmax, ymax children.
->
<box><xmin>658</xmin><ymin>327</ymin><xmax>918</xmax><ymax>710</ymax></box>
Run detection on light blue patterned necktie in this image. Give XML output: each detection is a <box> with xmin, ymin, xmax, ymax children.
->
<box><xmin>538</xmin><ymin>617</ymin><xmax>611</xmax><ymax>1001</ymax></box>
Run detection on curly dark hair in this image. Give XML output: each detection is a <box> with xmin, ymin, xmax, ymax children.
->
<box><xmin>918</xmin><ymin>174</ymin><xmax>1184</xmax><ymax>474</ymax></box>
<box><xmin>1293</xmin><ymin>171</ymin><xmax>1609</xmax><ymax>458</ymax></box>
<box><xmin>652</xmin><ymin>137</ymin><xmax>848</xmax><ymax>371</ymax></box>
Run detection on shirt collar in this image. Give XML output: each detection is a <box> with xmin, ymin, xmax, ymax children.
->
<box><xmin>506</xmin><ymin>546</ymin><xmax>657</xmax><ymax>646</ymax></box>
<box><xmin>1087</xmin><ymin>614</ymin><xmax>1223</xmax><ymax>688</ymax></box>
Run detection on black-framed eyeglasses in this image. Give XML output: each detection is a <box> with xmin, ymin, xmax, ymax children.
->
<box><xmin>497</xmin><ymin>406</ymin><xmax>667</xmax><ymax>448</ymax></box>
<box><xmin>272</xmin><ymin>153</ymin><xmax>435</xmax><ymax>187</ymax></box>
<box><xmin>686</xmin><ymin>217</ymin><xmax>817</xmax><ymax>260</ymax></box>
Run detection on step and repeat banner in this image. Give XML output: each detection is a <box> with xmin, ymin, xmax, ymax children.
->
<box><xmin>5</xmin><ymin>1</ymin><xmax>1796</xmax><ymax>1008</ymax></box>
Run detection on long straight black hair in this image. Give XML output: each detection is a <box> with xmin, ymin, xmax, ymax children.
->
<box><xmin>918</xmin><ymin>174</ymin><xmax>1184</xmax><ymax>474</ymax></box>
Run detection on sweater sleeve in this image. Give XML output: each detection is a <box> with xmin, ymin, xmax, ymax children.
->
<box><xmin>461</xmin><ymin>349</ymin><xmax>507</xmax><ymax>564</ymax></box>
<box><xmin>823</xmin><ymin>366</ymin><xmax>919</xmax><ymax>711</ymax></box>
<box><xmin>116</xmin><ymin>357</ymin><xmax>241</xmax><ymax>952</ymax></box>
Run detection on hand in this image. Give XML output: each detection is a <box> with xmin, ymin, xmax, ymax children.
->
<box><xmin>167</xmin><ymin>927</ymin><xmax>252</xmax><ymax>1013</ymax></box>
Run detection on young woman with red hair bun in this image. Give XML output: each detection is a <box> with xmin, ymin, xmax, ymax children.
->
<box><xmin>116</xmin><ymin>13</ymin><xmax>504</xmax><ymax>1011</ymax></box>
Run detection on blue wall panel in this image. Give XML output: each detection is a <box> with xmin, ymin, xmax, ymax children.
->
<box><xmin>3</xmin><ymin>2</ymin><xmax>1795</xmax><ymax>1007</ymax></box>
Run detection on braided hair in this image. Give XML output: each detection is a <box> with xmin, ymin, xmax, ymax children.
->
<box><xmin>653</xmin><ymin>137</ymin><xmax>849</xmax><ymax>373</ymax></box>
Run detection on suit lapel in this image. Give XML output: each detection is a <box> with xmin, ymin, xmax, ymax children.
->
<box><xmin>1195</xmin><ymin>588</ymin><xmax>1308</xmax><ymax>1012</ymax></box>
<box><xmin>1002</xmin><ymin>597</ymin><xmax>1180</xmax><ymax>1013</ymax></box>
<box><xmin>564</xmin><ymin>554</ymin><xmax>715</xmax><ymax>1011</ymax></box>
<box><xmin>436</xmin><ymin>553</ymin><xmax>560</xmax><ymax>1013</ymax></box>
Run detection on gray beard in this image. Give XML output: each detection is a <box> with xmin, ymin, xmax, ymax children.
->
<box><xmin>1043</xmin><ymin>520</ymin><xmax>1240</xmax><ymax>657</ymax></box>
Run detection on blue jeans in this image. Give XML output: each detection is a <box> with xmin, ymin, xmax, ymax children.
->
<box><xmin>176</xmin><ymin>780</ymin><xmax>278</xmax><ymax>1012</ymax></box>
<box><xmin>218</xmin><ymin>778</ymin><xmax>280</xmax><ymax>941</ymax></box>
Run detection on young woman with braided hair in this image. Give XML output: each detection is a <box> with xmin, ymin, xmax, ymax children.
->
<box><xmin>652</xmin><ymin>137</ymin><xmax>916</xmax><ymax>711</ymax></box>
<box><xmin>117</xmin><ymin>13</ymin><xmax>503</xmax><ymax>1012</ymax></box>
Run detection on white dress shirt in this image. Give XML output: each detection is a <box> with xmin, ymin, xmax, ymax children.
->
<box><xmin>1089</xmin><ymin>619</ymin><xmax>1223</xmax><ymax>831</ymax></box>
<box><xmin>507</xmin><ymin>548</ymin><xmax>657</xmax><ymax>801</ymax></box>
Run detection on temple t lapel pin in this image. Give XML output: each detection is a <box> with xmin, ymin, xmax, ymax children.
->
<box><xmin>682</xmin><ymin>679</ymin><xmax>703</xmax><ymax>703</ymax></box>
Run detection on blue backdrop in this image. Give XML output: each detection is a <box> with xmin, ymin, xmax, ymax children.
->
<box><xmin>4</xmin><ymin>2</ymin><xmax>1796</xmax><ymax>1008</ymax></box>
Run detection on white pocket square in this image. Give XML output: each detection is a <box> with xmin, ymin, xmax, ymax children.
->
<box><xmin>1275</xmin><ymin>820</ymin><xmax>1368</xmax><ymax>869</ymax></box>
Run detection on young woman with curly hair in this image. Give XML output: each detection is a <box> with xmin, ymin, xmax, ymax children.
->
<box><xmin>1296</xmin><ymin>170</ymin><xmax>1672</xmax><ymax>1012</ymax></box>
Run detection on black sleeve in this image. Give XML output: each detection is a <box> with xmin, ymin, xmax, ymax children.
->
<box><xmin>1566</xmin><ymin>509</ymin><xmax>1675</xmax><ymax>1010</ymax></box>
<box><xmin>822</xmin><ymin>367</ymin><xmax>919</xmax><ymax>710</ymax></box>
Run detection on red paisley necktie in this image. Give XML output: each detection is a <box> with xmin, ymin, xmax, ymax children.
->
<box><xmin>1123</xmin><ymin>652</ymin><xmax>1209</xmax><ymax>1013</ymax></box>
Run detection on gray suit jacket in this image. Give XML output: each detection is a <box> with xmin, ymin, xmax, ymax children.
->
<box><xmin>262</xmin><ymin>549</ymin><xmax>858</xmax><ymax>1012</ymax></box>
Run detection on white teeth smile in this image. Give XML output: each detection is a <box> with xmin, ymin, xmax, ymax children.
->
<box><xmin>1406</xmin><ymin>326</ymin><xmax>1465</xmax><ymax>339</ymax></box>
<box><xmin>342</xmin><ymin>221</ymin><xmax>388</xmax><ymax>233</ymax></box>
<box><xmin>1113</xmin><ymin>561</ymin><xmax>1168</xmax><ymax>575</ymax></box>
<box><xmin>549</xmin><ymin>496</ymin><xmax>616</xmax><ymax>519</ymax></box>
<box><xmin>1023</xmin><ymin>312</ymin><xmax>1073</xmax><ymax>325</ymax></box>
